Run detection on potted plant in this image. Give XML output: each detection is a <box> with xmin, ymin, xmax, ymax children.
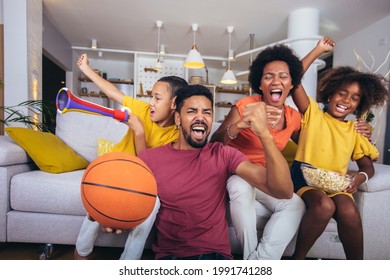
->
<box><xmin>0</xmin><ymin>99</ymin><xmax>56</xmax><ymax>133</ymax></box>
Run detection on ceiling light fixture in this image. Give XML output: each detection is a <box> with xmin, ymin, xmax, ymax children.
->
<box><xmin>91</xmin><ymin>39</ymin><xmax>97</xmax><ymax>49</ymax></box>
<box><xmin>221</xmin><ymin>26</ymin><xmax>237</xmax><ymax>84</ymax></box>
<box><xmin>159</xmin><ymin>44</ymin><xmax>165</xmax><ymax>54</ymax></box>
<box><xmin>184</xmin><ymin>23</ymin><xmax>205</xmax><ymax>69</ymax></box>
<box><xmin>154</xmin><ymin>20</ymin><xmax>163</xmax><ymax>71</ymax></box>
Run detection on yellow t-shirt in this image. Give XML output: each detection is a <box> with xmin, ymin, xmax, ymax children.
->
<box><xmin>110</xmin><ymin>96</ymin><xmax>178</xmax><ymax>155</ymax></box>
<box><xmin>295</xmin><ymin>97</ymin><xmax>378</xmax><ymax>173</ymax></box>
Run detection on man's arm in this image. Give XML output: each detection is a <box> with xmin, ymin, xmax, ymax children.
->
<box><xmin>77</xmin><ymin>53</ymin><xmax>125</xmax><ymax>104</ymax></box>
<box><xmin>235</xmin><ymin>102</ymin><xmax>293</xmax><ymax>199</ymax></box>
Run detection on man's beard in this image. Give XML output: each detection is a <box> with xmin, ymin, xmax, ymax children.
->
<box><xmin>182</xmin><ymin>124</ymin><xmax>209</xmax><ymax>148</ymax></box>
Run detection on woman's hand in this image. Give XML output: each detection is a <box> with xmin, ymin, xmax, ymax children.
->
<box><xmin>266</xmin><ymin>105</ymin><xmax>283</xmax><ymax>128</ymax></box>
<box><xmin>355</xmin><ymin>118</ymin><xmax>373</xmax><ymax>142</ymax></box>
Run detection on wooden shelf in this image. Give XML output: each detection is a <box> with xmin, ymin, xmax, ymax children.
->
<box><xmin>78</xmin><ymin>92</ymin><xmax>108</xmax><ymax>98</ymax></box>
<box><xmin>144</xmin><ymin>67</ymin><xmax>158</xmax><ymax>73</ymax></box>
<box><xmin>78</xmin><ymin>77</ymin><xmax>133</xmax><ymax>84</ymax></box>
<box><xmin>216</xmin><ymin>88</ymin><xmax>249</xmax><ymax>94</ymax></box>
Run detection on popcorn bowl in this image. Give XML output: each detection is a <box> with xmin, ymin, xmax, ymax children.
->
<box><xmin>300</xmin><ymin>163</ymin><xmax>354</xmax><ymax>193</ymax></box>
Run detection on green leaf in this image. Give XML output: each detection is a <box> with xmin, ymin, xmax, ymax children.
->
<box><xmin>0</xmin><ymin>100</ymin><xmax>56</xmax><ymax>132</ymax></box>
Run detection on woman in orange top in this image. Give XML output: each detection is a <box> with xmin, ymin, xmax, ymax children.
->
<box><xmin>211</xmin><ymin>41</ymin><xmax>372</xmax><ymax>260</ymax></box>
<box><xmin>211</xmin><ymin>44</ymin><xmax>305</xmax><ymax>260</ymax></box>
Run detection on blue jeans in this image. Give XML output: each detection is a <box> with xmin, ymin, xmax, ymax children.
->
<box><xmin>158</xmin><ymin>252</ymin><xmax>230</xmax><ymax>260</ymax></box>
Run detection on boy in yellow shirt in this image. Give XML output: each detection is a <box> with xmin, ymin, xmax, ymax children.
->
<box><xmin>74</xmin><ymin>53</ymin><xmax>187</xmax><ymax>259</ymax></box>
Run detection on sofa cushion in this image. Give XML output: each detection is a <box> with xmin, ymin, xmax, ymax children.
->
<box><xmin>5</xmin><ymin>127</ymin><xmax>89</xmax><ymax>173</ymax></box>
<box><xmin>10</xmin><ymin>170</ymin><xmax>87</xmax><ymax>215</ymax></box>
<box><xmin>348</xmin><ymin>161</ymin><xmax>390</xmax><ymax>192</ymax></box>
<box><xmin>55</xmin><ymin>112</ymin><xmax>128</xmax><ymax>163</ymax></box>
<box><xmin>0</xmin><ymin>135</ymin><xmax>32</xmax><ymax>166</ymax></box>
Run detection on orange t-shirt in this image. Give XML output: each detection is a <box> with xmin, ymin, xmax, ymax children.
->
<box><xmin>229</xmin><ymin>95</ymin><xmax>301</xmax><ymax>166</ymax></box>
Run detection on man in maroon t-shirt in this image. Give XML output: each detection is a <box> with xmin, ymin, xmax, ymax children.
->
<box><xmin>137</xmin><ymin>84</ymin><xmax>293</xmax><ymax>260</ymax></box>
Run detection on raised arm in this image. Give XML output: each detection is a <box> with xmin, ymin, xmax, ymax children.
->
<box><xmin>77</xmin><ymin>53</ymin><xmax>125</xmax><ymax>104</ymax></box>
<box><xmin>293</xmin><ymin>37</ymin><xmax>335</xmax><ymax>114</ymax></box>
<box><xmin>235</xmin><ymin>102</ymin><xmax>293</xmax><ymax>199</ymax></box>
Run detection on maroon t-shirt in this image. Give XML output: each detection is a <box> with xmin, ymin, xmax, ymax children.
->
<box><xmin>139</xmin><ymin>142</ymin><xmax>247</xmax><ymax>259</ymax></box>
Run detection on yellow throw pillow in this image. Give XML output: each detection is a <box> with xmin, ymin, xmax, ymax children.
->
<box><xmin>5</xmin><ymin>127</ymin><xmax>89</xmax><ymax>173</ymax></box>
<box><xmin>97</xmin><ymin>138</ymin><xmax>116</xmax><ymax>156</ymax></box>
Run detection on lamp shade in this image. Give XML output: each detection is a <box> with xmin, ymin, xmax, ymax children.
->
<box><xmin>154</xmin><ymin>59</ymin><xmax>163</xmax><ymax>71</ymax></box>
<box><xmin>221</xmin><ymin>68</ymin><xmax>237</xmax><ymax>84</ymax></box>
<box><xmin>184</xmin><ymin>46</ymin><xmax>205</xmax><ymax>69</ymax></box>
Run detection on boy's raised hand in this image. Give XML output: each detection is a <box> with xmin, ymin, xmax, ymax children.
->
<box><xmin>126</xmin><ymin>113</ymin><xmax>145</xmax><ymax>135</ymax></box>
<box><xmin>77</xmin><ymin>53</ymin><xmax>90</xmax><ymax>73</ymax></box>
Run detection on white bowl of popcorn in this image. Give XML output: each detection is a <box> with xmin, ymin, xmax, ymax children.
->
<box><xmin>300</xmin><ymin>164</ymin><xmax>354</xmax><ymax>194</ymax></box>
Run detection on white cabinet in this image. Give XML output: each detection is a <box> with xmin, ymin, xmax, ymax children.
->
<box><xmin>134</xmin><ymin>54</ymin><xmax>186</xmax><ymax>99</ymax></box>
<box><xmin>214</xmin><ymin>88</ymin><xmax>249</xmax><ymax>122</ymax></box>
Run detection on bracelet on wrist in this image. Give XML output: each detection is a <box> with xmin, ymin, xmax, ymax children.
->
<box><xmin>226</xmin><ymin>124</ymin><xmax>237</xmax><ymax>140</ymax></box>
<box><xmin>358</xmin><ymin>171</ymin><xmax>369</xmax><ymax>184</ymax></box>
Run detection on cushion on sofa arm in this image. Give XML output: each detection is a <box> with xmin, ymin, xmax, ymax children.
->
<box><xmin>5</xmin><ymin>127</ymin><xmax>89</xmax><ymax>173</ymax></box>
<box><xmin>55</xmin><ymin>111</ymin><xmax>128</xmax><ymax>163</ymax></box>
<box><xmin>348</xmin><ymin>161</ymin><xmax>390</xmax><ymax>192</ymax></box>
<box><xmin>0</xmin><ymin>135</ymin><xmax>31</xmax><ymax>166</ymax></box>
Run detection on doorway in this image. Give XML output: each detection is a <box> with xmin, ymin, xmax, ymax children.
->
<box><xmin>42</xmin><ymin>54</ymin><xmax>65</xmax><ymax>133</ymax></box>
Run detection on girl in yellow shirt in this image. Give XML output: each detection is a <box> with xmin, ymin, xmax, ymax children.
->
<box><xmin>291</xmin><ymin>38</ymin><xmax>389</xmax><ymax>259</ymax></box>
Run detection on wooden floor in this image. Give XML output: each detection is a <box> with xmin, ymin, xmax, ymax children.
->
<box><xmin>0</xmin><ymin>242</ymin><xmax>155</xmax><ymax>260</ymax></box>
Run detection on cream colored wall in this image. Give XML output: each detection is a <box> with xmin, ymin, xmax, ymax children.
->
<box><xmin>3</xmin><ymin>0</ymin><xmax>42</xmax><ymax>111</ymax></box>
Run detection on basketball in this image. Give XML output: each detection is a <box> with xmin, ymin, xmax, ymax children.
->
<box><xmin>80</xmin><ymin>152</ymin><xmax>157</xmax><ymax>230</ymax></box>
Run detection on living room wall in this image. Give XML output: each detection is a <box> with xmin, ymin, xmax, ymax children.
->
<box><xmin>334</xmin><ymin>15</ymin><xmax>390</xmax><ymax>164</ymax></box>
<box><xmin>42</xmin><ymin>14</ymin><xmax>72</xmax><ymax>71</ymax></box>
<box><xmin>2</xmin><ymin>0</ymin><xmax>41</xmax><ymax>109</ymax></box>
<box><xmin>0</xmin><ymin>3</ymin><xmax>4</xmax><ymax>135</ymax></box>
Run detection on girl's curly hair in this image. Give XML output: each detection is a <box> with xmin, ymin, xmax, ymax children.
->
<box><xmin>248</xmin><ymin>44</ymin><xmax>303</xmax><ymax>96</ymax></box>
<box><xmin>317</xmin><ymin>66</ymin><xmax>389</xmax><ymax>118</ymax></box>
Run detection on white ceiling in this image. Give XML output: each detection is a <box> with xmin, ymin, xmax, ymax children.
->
<box><xmin>42</xmin><ymin>0</ymin><xmax>390</xmax><ymax>70</ymax></box>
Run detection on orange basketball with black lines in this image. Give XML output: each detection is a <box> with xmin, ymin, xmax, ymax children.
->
<box><xmin>80</xmin><ymin>152</ymin><xmax>157</xmax><ymax>230</ymax></box>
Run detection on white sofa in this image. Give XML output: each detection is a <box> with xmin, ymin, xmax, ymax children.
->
<box><xmin>1</xmin><ymin>111</ymin><xmax>390</xmax><ymax>259</ymax></box>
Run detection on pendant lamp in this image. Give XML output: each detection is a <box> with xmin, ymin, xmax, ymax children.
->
<box><xmin>221</xmin><ymin>26</ymin><xmax>237</xmax><ymax>84</ymax></box>
<box><xmin>184</xmin><ymin>24</ymin><xmax>205</xmax><ymax>69</ymax></box>
<box><xmin>154</xmin><ymin>20</ymin><xmax>163</xmax><ymax>71</ymax></box>
<box><xmin>91</xmin><ymin>39</ymin><xmax>97</xmax><ymax>49</ymax></box>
